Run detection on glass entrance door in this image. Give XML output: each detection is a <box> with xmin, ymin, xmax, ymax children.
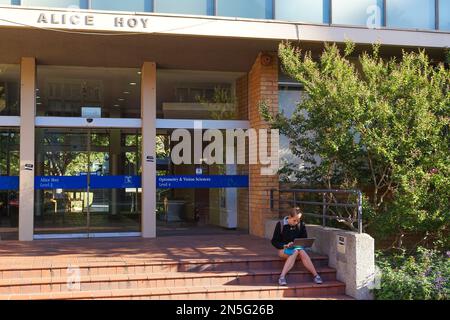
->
<box><xmin>0</xmin><ymin>128</ymin><xmax>20</xmax><ymax>240</ymax></box>
<box><xmin>34</xmin><ymin>128</ymin><xmax>141</xmax><ymax>238</ymax></box>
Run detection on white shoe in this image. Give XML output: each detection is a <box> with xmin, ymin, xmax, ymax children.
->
<box><xmin>278</xmin><ymin>277</ymin><xmax>287</xmax><ymax>286</ymax></box>
<box><xmin>313</xmin><ymin>275</ymin><xmax>323</xmax><ymax>284</ymax></box>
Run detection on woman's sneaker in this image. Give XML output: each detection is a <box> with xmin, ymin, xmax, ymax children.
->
<box><xmin>278</xmin><ymin>277</ymin><xmax>287</xmax><ymax>286</ymax></box>
<box><xmin>313</xmin><ymin>275</ymin><xmax>323</xmax><ymax>284</ymax></box>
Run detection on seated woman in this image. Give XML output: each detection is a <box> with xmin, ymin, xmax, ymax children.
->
<box><xmin>271</xmin><ymin>207</ymin><xmax>323</xmax><ymax>286</ymax></box>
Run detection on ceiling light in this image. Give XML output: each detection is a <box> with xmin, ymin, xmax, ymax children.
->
<box><xmin>129</xmin><ymin>82</ymin><xmax>137</xmax><ymax>86</ymax></box>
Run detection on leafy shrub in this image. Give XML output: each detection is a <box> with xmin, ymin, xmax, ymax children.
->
<box><xmin>374</xmin><ymin>247</ymin><xmax>449</xmax><ymax>300</ymax></box>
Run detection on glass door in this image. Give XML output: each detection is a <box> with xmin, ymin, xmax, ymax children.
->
<box><xmin>34</xmin><ymin>128</ymin><xmax>90</xmax><ymax>236</ymax></box>
<box><xmin>87</xmin><ymin>128</ymin><xmax>142</xmax><ymax>235</ymax></box>
<box><xmin>0</xmin><ymin>128</ymin><xmax>20</xmax><ymax>240</ymax></box>
<box><xmin>34</xmin><ymin>128</ymin><xmax>142</xmax><ymax>238</ymax></box>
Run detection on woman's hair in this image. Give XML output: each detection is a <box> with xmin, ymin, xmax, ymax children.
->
<box><xmin>289</xmin><ymin>207</ymin><xmax>302</xmax><ymax>218</ymax></box>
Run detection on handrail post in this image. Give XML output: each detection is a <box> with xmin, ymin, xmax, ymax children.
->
<box><xmin>357</xmin><ymin>191</ymin><xmax>363</xmax><ymax>233</ymax></box>
<box><xmin>322</xmin><ymin>192</ymin><xmax>326</xmax><ymax>228</ymax></box>
<box><xmin>293</xmin><ymin>191</ymin><xmax>297</xmax><ymax>209</ymax></box>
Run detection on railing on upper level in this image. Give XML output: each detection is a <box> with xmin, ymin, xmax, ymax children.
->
<box><xmin>269</xmin><ymin>188</ymin><xmax>363</xmax><ymax>233</ymax></box>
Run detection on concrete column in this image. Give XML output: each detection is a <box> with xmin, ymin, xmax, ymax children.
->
<box><xmin>141</xmin><ymin>62</ymin><xmax>156</xmax><ymax>238</ymax></box>
<box><xmin>18</xmin><ymin>57</ymin><xmax>36</xmax><ymax>241</ymax></box>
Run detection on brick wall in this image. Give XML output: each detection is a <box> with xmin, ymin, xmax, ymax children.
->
<box><xmin>247</xmin><ymin>52</ymin><xmax>280</xmax><ymax>237</ymax></box>
<box><xmin>236</xmin><ymin>75</ymin><xmax>249</xmax><ymax>230</ymax></box>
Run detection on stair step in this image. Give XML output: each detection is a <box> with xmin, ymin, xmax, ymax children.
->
<box><xmin>0</xmin><ymin>267</ymin><xmax>337</xmax><ymax>294</ymax></box>
<box><xmin>0</xmin><ymin>255</ymin><xmax>329</xmax><ymax>279</ymax></box>
<box><xmin>0</xmin><ymin>281</ymin><xmax>346</xmax><ymax>300</ymax></box>
<box><xmin>265</xmin><ymin>295</ymin><xmax>354</xmax><ymax>300</ymax></box>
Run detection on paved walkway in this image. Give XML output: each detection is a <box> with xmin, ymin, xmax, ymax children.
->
<box><xmin>0</xmin><ymin>234</ymin><xmax>285</xmax><ymax>268</ymax></box>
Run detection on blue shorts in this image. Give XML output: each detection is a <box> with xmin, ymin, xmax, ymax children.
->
<box><xmin>283</xmin><ymin>246</ymin><xmax>305</xmax><ymax>256</ymax></box>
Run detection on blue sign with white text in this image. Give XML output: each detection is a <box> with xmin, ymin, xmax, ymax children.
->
<box><xmin>33</xmin><ymin>175</ymin><xmax>249</xmax><ymax>189</ymax></box>
<box><xmin>90</xmin><ymin>175</ymin><xmax>141</xmax><ymax>189</ymax></box>
<box><xmin>0</xmin><ymin>176</ymin><xmax>19</xmax><ymax>190</ymax></box>
<box><xmin>157</xmin><ymin>175</ymin><xmax>249</xmax><ymax>189</ymax></box>
<box><xmin>35</xmin><ymin>176</ymin><xmax>87</xmax><ymax>189</ymax></box>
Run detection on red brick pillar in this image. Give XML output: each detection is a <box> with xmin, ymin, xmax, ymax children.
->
<box><xmin>248</xmin><ymin>52</ymin><xmax>279</xmax><ymax>238</ymax></box>
<box><xmin>236</xmin><ymin>75</ymin><xmax>250</xmax><ymax>230</ymax></box>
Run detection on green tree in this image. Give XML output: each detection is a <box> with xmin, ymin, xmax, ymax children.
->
<box><xmin>261</xmin><ymin>42</ymin><xmax>450</xmax><ymax>250</ymax></box>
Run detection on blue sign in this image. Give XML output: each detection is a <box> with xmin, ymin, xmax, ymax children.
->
<box><xmin>90</xmin><ymin>175</ymin><xmax>141</xmax><ymax>189</ymax></box>
<box><xmin>35</xmin><ymin>176</ymin><xmax>87</xmax><ymax>189</ymax></box>
<box><xmin>34</xmin><ymin>175</ymin><xmax>249</xmax><ymax>190</ymax></box>
<box><xmin>157</xmin><ymin>175</ymin><xmax>249</xmax><ymax>189</ymax></box>
<box><xmin>0</xmin><ymin>176</ymin><xmax>19</xmax><ymax>190</ymax></box>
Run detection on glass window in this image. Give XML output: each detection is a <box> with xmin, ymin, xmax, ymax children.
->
<box><xmin>155</xmin><ymin>129</ymin><xmax>249</xmax><ymax>235</ymax></box>
<box><xmin>0</xmin><ymin>128</ymin><xmax>19</xmax><ymax>240</ymax></box>
<box><xmin>439</xmin><ymin>0</ymin><xmax>450</xmax><ymax>31</ymax></box>
<box><xmin>157</xmin><ymin>70</ymin><xmax>245</xmax><ymax>120</ymax></box>
<box><xmin>21</xmin><ymin>0</ymin><xmax>88</xmax><ymax>9</ymax></box>
<box><xmin>36</xmin><ymin>66</ymin><xmax>141</xmax><ymax>118</ymax></box>
<box><xmin>154</xmin><ymin>0</ymin><xmax>212</xmax><ymax>16</ymax></box>
<box><xmin>275</xmin><ymin>0</ymin><xmax>330</xmax><ymax>24</ymax></box>
<box><xmin>386</xmin><ymin>0</ymin><xmax>436</xmax><ymax>30</ymax></box>
<box><xmin>217</xmin><ymin>0</ymin><xmax>273</xmax><ymax>20</ymax></box>
<box><xmin>90</xmin><ymin>0</ymin><xmax>149</xmax><ymax>12</ymax></box>
<box><xmin>278</xmin><ymin>85</ymin><xmax>306</xmax><ymax>182</ymax></box>
<box><xmin>332</xmin><ymin>0</ymin><xmax>383</xmax><ymax>27</ymax></box>
<box><xmin>0</xmin><ymin>64</ymin><xmax>20</xmax><ymax>116</ymax></box>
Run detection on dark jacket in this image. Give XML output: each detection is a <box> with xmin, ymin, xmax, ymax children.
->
<box><xmin>271</xmin><ymin>217</ymin><xmax>308</xmax><ymax>250</ymax></box>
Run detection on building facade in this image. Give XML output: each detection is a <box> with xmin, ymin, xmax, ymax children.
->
<box><xmin>0</xmin><ymin>1</ymin><xmax>448</xmax><ymax>241</ymax></box>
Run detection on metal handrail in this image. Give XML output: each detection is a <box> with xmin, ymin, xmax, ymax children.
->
<box><xmin>270</xmin><ymin>188</ymin><xmax>363</xmax><ymax>233</ymax></box>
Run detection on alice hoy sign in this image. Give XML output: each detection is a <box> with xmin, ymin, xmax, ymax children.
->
<box><xmin>36</xmin><ymin>12</ymin><xmax>150</xmax><ymax>29</ymax></box>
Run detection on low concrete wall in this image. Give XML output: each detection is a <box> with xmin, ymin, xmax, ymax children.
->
<box><xmin>265</xmin><ymin>219</ymin><xmax>375</xmax><ymax>300</ymax></box>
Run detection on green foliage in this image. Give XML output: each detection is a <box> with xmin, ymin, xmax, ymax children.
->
<box><xmin>261</xmin><ymin>41</ymin><xmax>450</xmax><ymax>249</ymax></box>
<box><xmin>374</xmin><ymin>248</ymin><xmax>449</xmax><ymax>300</ymax></box>
<box><xmin>196</xmin><ymin>86</ymin><xmax>238</xmax><ymax>120</ymax></box>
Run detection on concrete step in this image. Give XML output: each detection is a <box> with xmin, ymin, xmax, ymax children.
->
<box><xmin>0</xmin><ymin>281</ymin><xmax>347</xmax><ymax>300</ymax></box>
<box><xmin>0</xmin><ymin>255</ymin><xmax>329</xmax><ymax>279</ymax></box>
<box><xmin>0</xmin><ymin>267</ymin><xmax>337</xmax><ymax>294</ymax></box>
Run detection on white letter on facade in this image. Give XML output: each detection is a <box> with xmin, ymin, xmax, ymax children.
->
<box><xmin>115</xmin><ymin>17</ymin><xmax>124</xmax><ymax>27</ymax></box>
<box><xmin>37</xmin><ymin>13</ymin><xmax>48</xmax><ymax>24</ymax></box>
